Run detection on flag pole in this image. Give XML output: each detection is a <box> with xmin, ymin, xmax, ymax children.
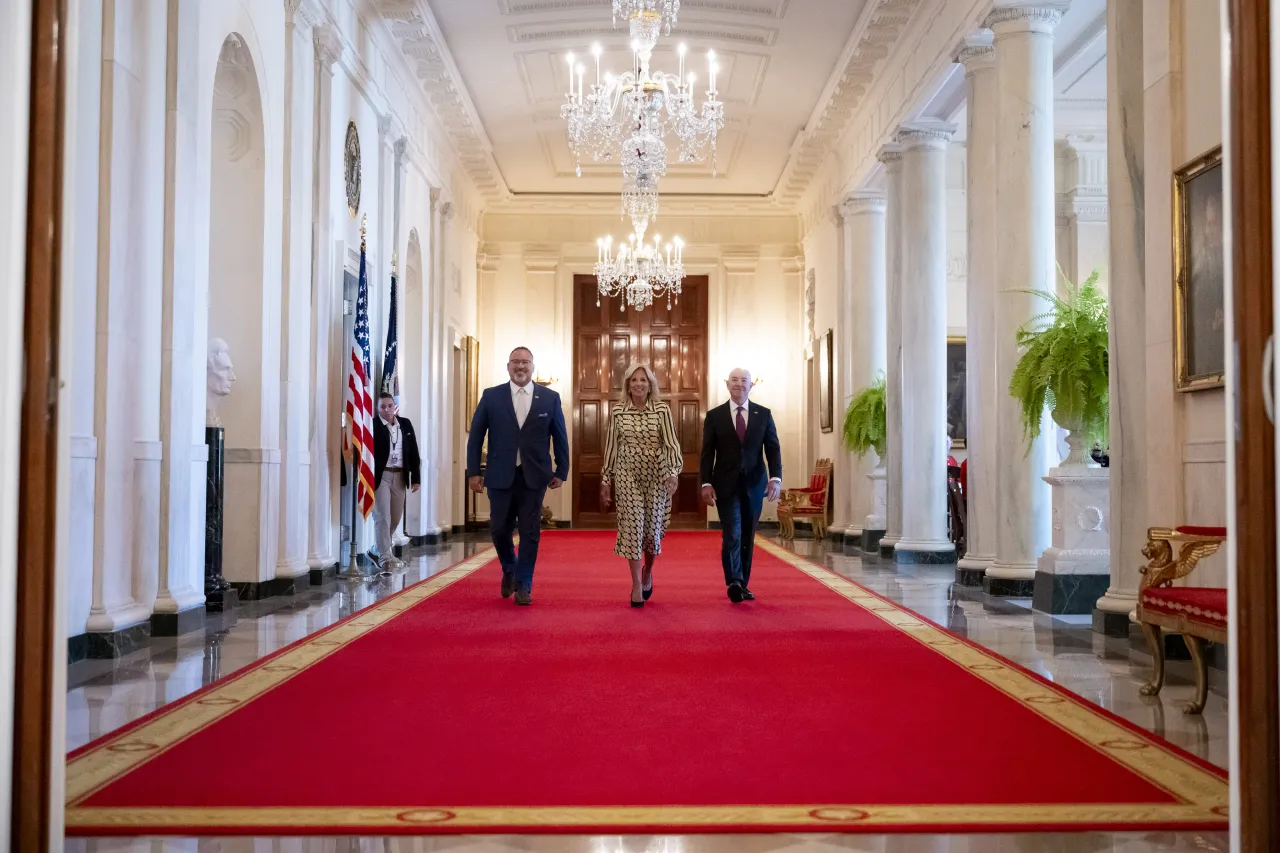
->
<box><xmin>338</xmin><ymin>215</ymin><xmax>370</xmax><ymax>582</ymax></box>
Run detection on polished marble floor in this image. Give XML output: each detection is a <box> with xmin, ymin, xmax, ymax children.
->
<box><xmin>64</xmin><ymin>533</ymin><xmax>1230</xmax><ymax>852</ymax></box>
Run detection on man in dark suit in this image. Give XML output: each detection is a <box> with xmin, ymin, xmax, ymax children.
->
<box><xmin>700</xmin><ymin>367</ymin><xmax>782</xmax><ymax>602</ymax></box>
<box><xmin>372</xmin><ymin>392</ymin><xmax>422</xmax><ymax>568</ymax></box>
<box><xmin>466</xmin><ymin>346</ymin><xmax>569</xmax><ymax>605</ymax></box>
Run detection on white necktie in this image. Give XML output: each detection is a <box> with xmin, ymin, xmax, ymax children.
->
<box><xmin>516</xmin><ymin>387</ymin><xmax>530</xmax><ymax>426</ymax></box>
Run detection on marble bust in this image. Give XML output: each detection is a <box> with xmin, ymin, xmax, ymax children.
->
<box><xmin>206</xmin><ymin>337</ymin><xmax>237</xmax><ymax>426</ymax></box>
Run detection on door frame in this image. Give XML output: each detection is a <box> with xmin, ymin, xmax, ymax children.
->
<box><xmin>1227</xmin><ymin>0</ymin><xmax>1280</xmax><ymax>847</ymax></box>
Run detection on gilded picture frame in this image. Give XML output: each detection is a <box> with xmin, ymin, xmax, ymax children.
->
<box><xmin>1173</xmin><ymin>145</ymin><xmax>1226</xmax><ymax>391</ymax></box>
<box><xmin>464</xmin><ymin>336</ymin><xmax>480</xmax><ymax>430</ymax></box>
<box><xmin>946</xmin><ymin>336</ymin><xmax>966</xmax><ymax>448</ymax></box>
<box><xmin>819</xmin><ymin>329</ymin><xmax>834</xmax><ymax>433</ymax></box>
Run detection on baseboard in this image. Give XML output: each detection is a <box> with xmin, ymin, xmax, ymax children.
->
<box><xmin>67</xmin><ymin>633</ymin><xmax>90</xmax><ymax>666</ymax></box>
<box><xmin>230</xmin><ymin>574</ymin><xmax>309</xmax><ymax>602</ymax></box>
<box><xmin>83</xmin><ymin>622</ymin><xmax>151</xmax><ymax>660</ymax></box>
<box><xmin>150</xmin><ymin>606</ymin><xmax>206</xmax><ymax>638</ymax></box>
<box><xmin>309</xmin><ymin>564</ymin><xmax>338</xmax><ymax>586</ymax></box>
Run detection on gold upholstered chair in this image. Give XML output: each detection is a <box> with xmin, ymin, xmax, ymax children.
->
<box><xmin>778</xmin><ymin>458</ymin><xmax>832</xmax><ymax>540</ymax></box>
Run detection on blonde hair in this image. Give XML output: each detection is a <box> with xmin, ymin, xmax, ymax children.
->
<box><xmin>621</xmin><ymin>362</ymin><xmax>662</xmax><ymax>406</ymax></box>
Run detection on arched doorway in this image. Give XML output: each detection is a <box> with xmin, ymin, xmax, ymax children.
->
<box><xmin>207</xmin><ymin>34</ymin><xmax>273</xmax><ymax>592</ymax></box>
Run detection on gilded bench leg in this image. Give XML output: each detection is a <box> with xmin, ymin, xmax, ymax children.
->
<box><xmin>1183</xmin><ymin>634</ymin><xmax>1209</xmax><ymax>715</ymax></box>
<box><xmin>1139</xmin><ymin>622</ymin><xmax>1165</xmax><ymax>697</ymax></box>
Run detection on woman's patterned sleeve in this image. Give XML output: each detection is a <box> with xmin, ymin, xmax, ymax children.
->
<box><xmin>659</xmin><ymin>404</ymin><xmax>683</xmax><ymax>479</ymax></box>
<box><xmin>600</xmin><ymin>408</ymin><xmax>618</xmax><ymax>486</ymax></box>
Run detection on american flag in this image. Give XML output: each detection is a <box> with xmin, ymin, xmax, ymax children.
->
<box><xmin>344</xmin><ymin>225</ymin><xmax>376</xmax><ymax>519</ymax></box>
<box><xmin>381</xmin><ymin>266</ymin><xmax>399</xmax><ymax>399</ymax></box>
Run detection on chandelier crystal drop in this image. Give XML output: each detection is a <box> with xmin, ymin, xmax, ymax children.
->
<box><xmin>595</xmin><ymin>225</ymin><xmax>685</xmax><ymax>312</ymax></box>
<box><xmin>561</xmin><ymin>40</ymin><xmax>724</xmax><ymax>178</ymax></box>
<box><xmin>612</xmin><ymin>0</ymin><xmax>680</xmax><ymax>38</ymax></box>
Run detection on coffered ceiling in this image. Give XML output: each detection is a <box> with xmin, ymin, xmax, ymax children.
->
<box><xmin>383</xmin><ymin>0</ymin><xmax>898</xmax><ymax>207</ymax></box>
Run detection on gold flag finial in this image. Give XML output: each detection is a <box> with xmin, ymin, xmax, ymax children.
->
<box><xmin>392</xmin><ymin>251</ymin><xmax>397</xmax><ymax>274</ymax></box>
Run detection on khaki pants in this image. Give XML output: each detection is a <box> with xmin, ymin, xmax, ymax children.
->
<box><xmin>374</xmin><ymin>469</ymin><xmax>406</xmax><ymax>562</ymax></box>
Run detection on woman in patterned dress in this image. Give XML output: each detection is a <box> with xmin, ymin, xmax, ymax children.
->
<box><xmin>599</xmin><ymin>363</ymin><xmax>683</xmax><ymax>607</ymax></box>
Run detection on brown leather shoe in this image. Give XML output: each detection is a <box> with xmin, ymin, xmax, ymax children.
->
<box><xmin>514</xmin><ymin>590</ymin><xmax>532</xmax><ymax>606</ymax></box>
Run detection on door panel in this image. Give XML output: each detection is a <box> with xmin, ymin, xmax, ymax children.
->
<box><xmin>573</xmin><ymin>275</ymin><xmax>708</xmax><ymax>528</ymax></box>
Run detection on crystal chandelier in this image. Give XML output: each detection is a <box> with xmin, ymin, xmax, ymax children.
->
<box><xmin>562</xmin><ymin>39</ymin><xmax>724</xmax><ymax>177</ymax></box>
<box><xmin>595</xmin><ymin>225</ymin><xmax>685</xmax><ymax>312</ymax></box>
<box><xmin>613</xmin><ymin>0</ymin><xmax>680</xmax><ymax>35</ymax></box>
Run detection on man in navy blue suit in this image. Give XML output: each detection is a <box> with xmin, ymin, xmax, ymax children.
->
<box><xmin>700</xmin><ymin>368</ymin><xmax>782</xmax><ymax>603</ymax></box>
<box><xmin>467</xmin><ymin>346</ymin><xmax>569</xmax><ymax>605</ymax></box>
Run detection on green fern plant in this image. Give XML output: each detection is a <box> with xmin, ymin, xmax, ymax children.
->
<box><xmin>1008</xmin><ymin>266</ymin><xmax>1110</xmax><ymax>449</ymax></box>
<box><xmin>842</xmin><ymin>373</ymin><xmax>887</xmax><ymax>458</ymax></box>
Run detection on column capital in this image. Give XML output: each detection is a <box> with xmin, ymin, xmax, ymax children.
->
<box><xmin>877</xmin><ymin>142</ymin><xmax>904</xmax><ymax>170</ymax></box>
<box><xmin>781</xmin><ymin>255</ymin><xmax>805</xmax><ymax>274</ymax></box>
<box><xmin>953</xmin><ymin>30</ymin><xmax>995</xmax><ymax>72</ymax></box>
<box><xmin>985</xmin><ymin>3</ymin><xmax>1067</xmax><ymax>34</ymax></box>
<box><xmin>896</xmin><ymin>121</ymin><xmax>957</xmax><ymax>152</ymax></box>
<box><xmin>523</xmin><ymin>248</ymin><xmax>560</xmax><ymax>273</ymax></box>
<box><xmin>313</xmin><ymin>25</ymin><xmax>344</xmax><ymax>72</ymax></box>
<box><xmin>722</xmin><ymin>250</ymin><xmax>759</xmax><ymax>274</ymax></box>
<box><xmin>840</xmin><ymin>192</ymin><xmax>887</xmax><ymax>218</ymax></box>
<box><xmin>478</xmin><ymin>245</ymin><xmax>502</xmax><ymax>272</ymax></box>
<box><xmin>379</xmin><ymin>111</ymin><xmax>405</xmax><ymax>144</ymax></box>
<box><xmin>287</xmin><ymin>0</ymin><xmax>326</xmax><ymax>28</ymax></box>
<box><xmin>394</xmin><ymin>136</ymin><xmax>410</xmax><ymax>167</ymax></box>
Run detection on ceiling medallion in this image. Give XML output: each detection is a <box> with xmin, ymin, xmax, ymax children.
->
<box><xmin>344</xmin><ymin>120</ymin><xmax>362</xmax><ymax>219</ymax></box>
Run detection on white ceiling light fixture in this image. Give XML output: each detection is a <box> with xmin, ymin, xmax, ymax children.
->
<box><xmin>612</xmin><ymin>0</ymin><xmax>681</xmax><ymax>38</ymax></box>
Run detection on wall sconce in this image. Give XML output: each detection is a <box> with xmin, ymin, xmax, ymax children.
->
<box><xmin>534</xmin><ymin>374</ymin><xmax>559</xmax><ymax>387</ymax></box>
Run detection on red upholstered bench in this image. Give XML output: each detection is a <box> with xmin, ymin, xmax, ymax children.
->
<box><xmin>1135</xmin><ymin>525</ymin><xmax>1228</xmax><ymax>714</ymax></box>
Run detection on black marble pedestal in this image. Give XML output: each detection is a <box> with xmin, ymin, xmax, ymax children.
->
<box><xmin>1032</xmin><ymin>572</ymin><xmax>1111</xmax><ymax>615</ymax></box>
<box><xmin>205</xmin><ymin>426</ymin><xmax>234</xmax><ymax>610</ymax></box>
<box><xmin>861</xmin><ymin>528</ymin><xmax>885</xmax><ymax>555</ymax></box>
<box><xmin>955</xmin><ymin>565</ymin><xmax>986</xmax><ymax>587</ymax></box>
<box><xmin>893</xmin><ymin>546</ymin><xmax>957</xmax><ymax>565</ymax></box>
<box><xmin>983</xmin><ymin>575</ymin><xmax>1035</xmax><ymax>597</ymax></box>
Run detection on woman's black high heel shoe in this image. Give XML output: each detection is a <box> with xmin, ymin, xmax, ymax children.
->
<box><xmin>642</xmin><ymin>581</ymin><xmax>653</xmax><ymax>601</ymax></box>
<box><xmin>630</xmin><ymin>595</ymin><xmax>644</xmax><ymax>608</ymax></box>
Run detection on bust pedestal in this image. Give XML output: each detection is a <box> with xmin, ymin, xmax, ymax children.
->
<box><xmin>861</xmin><ymin>462</ymin><xmax>887</xmax><ymax>554</ymax></box>
<box><xmin>1033</xmin><ymin>465</ymin><xmax>1110</xmax><ymax>614</ymax></box>
<box><xmin>204</xmin><ymin>425</ymin><xmax>237</xmax><ymax>612</ymax></box>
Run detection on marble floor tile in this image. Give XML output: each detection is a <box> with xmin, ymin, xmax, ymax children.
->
<box><xmin>64</xmin><ymin>534</ymin><xmax>1230</xmax><ymax>851</ymax></box>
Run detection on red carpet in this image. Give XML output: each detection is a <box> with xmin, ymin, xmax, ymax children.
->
<box><xmin>66</xmin><ymin>531</ymin><xmax>1228</xmax><ymax>835</ymax></box>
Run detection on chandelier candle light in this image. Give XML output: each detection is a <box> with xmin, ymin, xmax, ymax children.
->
<box><xmin>562</xmin><ymin>36</ymin><xmax>724</xmax><ymax>177</ymax></box>
<box><xmin>595</xmin><ymin>230</ymin><xmax>684</xmax><ymax>312</ymax></box>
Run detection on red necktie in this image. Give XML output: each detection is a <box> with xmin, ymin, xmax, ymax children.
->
<box><xmin>736</xmin><ymin>406</ymin><xmax>747</xmax><ymax>443</ymax></box>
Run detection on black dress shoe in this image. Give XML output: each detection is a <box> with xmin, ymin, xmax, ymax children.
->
<box><xmin>642</xmin><ymin>582</ymin><xmax>654</xmax><ymax>601</ymax></box>
<box><xmin>741</xmin><ymin>587</ymin><xmax>755</xmax><ymax>600</ymax></box>
<box><xmin>501</xmin><ymin>574</ymin><xmax>516</xmax><ymax>598</ymax></box>
<box><xmin>630</xmin><ymin>597</ymin><xmax>645</xmax><ymax>608</ymax></box>
<box><xmin>514</xmin><ymin>590</ymin><xmax>532</xmax><ymax>605</ymax></box>
<box><xmin>727</xmin><ymin>582</ymin><xmax>744</xmax><ymax>603</ymax></box>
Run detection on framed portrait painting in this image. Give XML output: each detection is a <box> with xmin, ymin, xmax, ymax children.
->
<box><xmin>1173</xmin><ymin>145</ymin><xmax>1225</xmax><ymax>391</ymax></box>
<box><xmin>818</xmin><ymin>329</ymin><xmax>833</xmax><ymax>433</ymax></box>
<box><xmin>464</xmin><ymin>336</ymin><xmax>481</xmax><ymax>429</ymax></box>
<box><xmin>946</xmin><ymin>336</ymin><xmax>966</xmax><ymax>447</ymax></box>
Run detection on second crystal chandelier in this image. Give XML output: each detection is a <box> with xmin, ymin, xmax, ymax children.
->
<box><xmin>567</xmin><ymin>0</ymin><xmax>722</xmax><ymax>311</ymax></box>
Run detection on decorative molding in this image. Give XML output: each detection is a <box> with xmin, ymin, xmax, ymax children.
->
<box><xmin>953</xmin><ymin>30</ymin><xmax>995</xmax><ymax>71</ymax></box>
<box><xmin>946</xmin><ymin>253</ymin><xmax>966</xmax><ymax>283</ymax></box>
<box><xmin>313</xmin><ymin>25</ymin><xmax>344</xmax><ymax>70</ymax></box>
<box><xmin>781</xmin><ymin>255</ymin><xmax>805</xmax><ymax>274</ymax></box>
<box><xmin>523</xmin><ymin>249</ymin><xmax>561</xmax><ymax>272</ymax></box>
<box><xmin>775</xmin><ymin>0</ymin><xmax>926</xmax><ymax>206</ymax></box>
<box><xmin>722</xmin><ymin>250</ymin><xmax>761</xmax><ymax>274</ymax></box>
<box><xmin>497</xmin><ymin>0</ymin><xmax>789</xmax><ymax>16</ymax></box>
<box><xmin>840</xmin><ymin>192</ymin><xmax>886</xmax><ymax>217</ymax></box>
<box><xmin>984</xmin><ymin>4</ymin><xmax>1065</xmax><ymax>32</ymax></box>
<box><xmin>373</xmin><ymin>0</ymin><xmax>507</xmax><ymax>199</ymax></box>
<box><xmin>477</xmin><ymin>245</ymin><xmax>503</xmax><ymax>273</ymax></box>
<box><xmin>877</xmin><ymin>142</ymin><xmax>903</xmax><ymax>167</ymax></box>
<box><xmin>896</xmin><ymin>120</ymin><xmax>956</xmax><ymax>151</ymax></box>
<box><xmin>506</xmin><ymin>21</ymin><xmax>779</xmax><ymax>46</ymax></box>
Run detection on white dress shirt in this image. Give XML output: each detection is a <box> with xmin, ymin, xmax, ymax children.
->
<box><xmin>511</xmin><ymin>380</ymin><xmax>533</xmax><ymax>465</ymax></box>
<box><xmin>703</xmin><ymin>398</ymin><xmax>782</xmax><ymax>488</ymax></box>
<box><xmin>381</xmin><ymin>417</ymin><xmax>403</xmax><ymax>468</ymax></box>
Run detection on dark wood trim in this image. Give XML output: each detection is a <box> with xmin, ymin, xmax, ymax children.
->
<box><xmin>1227</xmin><ymin>0</ymin><xmax>1280</xmax><ymax>847</ymax></box>
<box><xmin>11</xmin><ymin>0</ymin><xmax>67</xmax><ymax>849</ymax></box>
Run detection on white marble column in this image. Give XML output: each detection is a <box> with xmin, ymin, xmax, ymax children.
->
<box><xmin>985</xmin><ymin>4</ymin><xmax>1062</xmax><ymax>595</ymax></box>
<box><xmin>830</xmin><ymin>208</ymin><xmax>856</xmax><ymax>542</ymax></box>
<box><xmin>88</xmin><ymin>0</ymin><xmax>169</xmax><ymax>639</ymax></box>
<box><xmin>307</xmin><ymin>26</ymin><xmax>342</xmax><ymax>572</ymax></box>
<box><xmin>839</xmin><ymin>193</ymin><xmax>888</xmax><ymax>552</ymax></box>
<box><xmin>1094</xmin><ymin>0</ymin><xmax>1146</xmax><ymax>633</ymax></box>
<box><xmin>894</xmin><ymin>121</ymin><xmax>958</xmax><ymax>564</ymax></box>
<box><xmin>434</xmin><ymin>201</ymin><xmax>456</xmax><ymax>535</ymax></box>
<box><xmin>154</xmin><ymin>0</ymin><xmax>207</xmax><ymax>631</ymax></box>
<box><xmin>277</xmin><ymin>0</ymin><xmax>317</xmax><ymax>585</ymax></box>
<box><xmin>955</xmin><ymin>32</ymin><xmax>999</xmax><ymax>581</ymax></box>
<box><xmin>877</xmin><ymin>143</ymin><xmax>905</xmax><ymax>558</ymax></box>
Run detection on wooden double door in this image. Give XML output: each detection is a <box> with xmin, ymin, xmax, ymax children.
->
<box><xmin>572</xmin><ymin>275</ymin><xmax>708</xmax><ymax>528</ymax></box>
